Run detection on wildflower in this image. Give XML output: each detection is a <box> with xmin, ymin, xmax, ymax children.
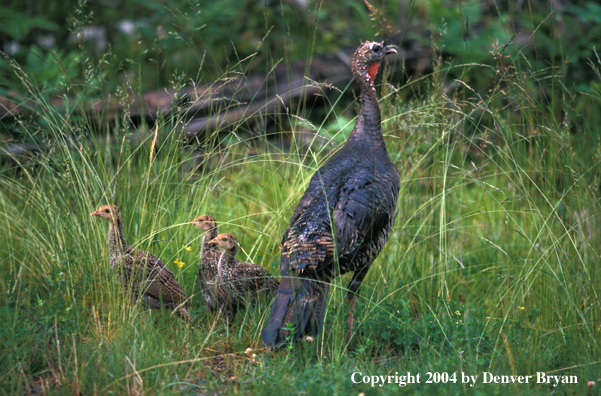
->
<box><xmin>518</xmin><ymin>306</ymin><xmax>525</xmax><ymax>310</ymax></box>
<box><xmin>588</xmin><ymin>381</ymin><xmax>596</xmax><ymax>388</ymax></box>
<box><xmin>185</xmin><ymin>246</ymin><xmax>192</xmax><ymax>252</ymax></box>
<box><xmin>174</xmin><ymin>259</ymin><xmax>185</xmax><ymax>268</ymax></box>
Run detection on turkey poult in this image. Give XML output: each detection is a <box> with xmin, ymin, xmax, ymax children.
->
<box><xmin>208</xmin><ymin>233</ymin><xmax>279</xmax><ymax>322</ymax></box>
<box><xmin>91</xmin><ymin>204</ymin><xmax>192</xmax><ymax>321</ymax></box>
<box><xmin>190</xmin><ymin>214</ymin><xmax>220</xmax><ymax>311</ymax></box>
<box><xmin>261</xmin><ymin>41</ymin><xmax>401</xmax><ymax>349</ymax></box>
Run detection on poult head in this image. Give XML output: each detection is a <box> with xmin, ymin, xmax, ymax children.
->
<box><xmin>191</xmin><ymin>214</ymin><xmax>217</xmax><ymax>231</ymax></box>
<box><xmin>208</xmin><ymin>233</ymin><xmax>238</xmax><ymax>254</ymax></box>
<box><xmin>91</xmin><ymin>204</ymin><xmax>122</xmax><ymax>224</ymax></box>
<box><xmin>352</xmin><ymin>41</ymin><xmax>397</xmax><ymax>92</ymax></box>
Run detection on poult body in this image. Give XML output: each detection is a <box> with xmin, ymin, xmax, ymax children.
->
<box><xmin>91</xmin><ymin>204</ymin><xmax>191</xmax><ymax>320</ymax></box>
<box><xmin>191</xmin><ymin>214</ymin><xmax>220</xmax><ymax>311</ymax></box>
<box><xmin>208</xmin><ymin>233</ymin><xmax>279</xmax><ymax>322</ymax></box>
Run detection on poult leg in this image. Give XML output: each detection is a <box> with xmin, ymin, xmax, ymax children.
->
<box><xmin>176</xmin><ymin>306</ymin><xmax>192</xmax><ymax>322</ymax></box>
<box><xmin>219</xmin><ymin>303</ymin><xmax>233</xmax><ymax>326</ymax></box>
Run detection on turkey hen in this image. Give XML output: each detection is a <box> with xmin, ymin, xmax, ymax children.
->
<box><xmin>191</xmin><ymin>214</ymin><xmax>220</xmax><ymax>311</ymax></box>
<box><xmin>91</xmin><ymin>204</ymin><xmax>192</xmax><ymax>321</ymax></box>
<box><xmin>208</xmin><ymin>233</ymin><xmax>279</xmax><ymax>322</ymax></box>
<box><xmin>261</xmin><ymin>41</ymin><xmax>400</xmax><ymax>349</ymax></box>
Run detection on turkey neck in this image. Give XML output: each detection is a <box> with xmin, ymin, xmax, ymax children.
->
<box><xmin>108</xmin><ymin>218</ymin><xmax>128</xmax><ymax>261</ymax></box>
<box><xmin>200</xmin><ymin>226</ymin><xmax>218</xmax><ymax>265</ymax></box>
<box><xmin>345</xmin><ymin>75</ymin><xmax>386</xmax><ymax>150</ymax></box>
<box><xmin>217</xmin><ymin>249</ymin><xmax>237</xmax><ymax>281</ymax></box>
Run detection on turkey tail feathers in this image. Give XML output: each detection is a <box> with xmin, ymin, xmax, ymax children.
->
<box><xmin>261</xmin><ymin>256</ymin><xmax>328</xmax><ymax>349</ymax></box>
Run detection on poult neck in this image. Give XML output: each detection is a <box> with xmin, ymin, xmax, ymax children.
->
<box><xmin>200</xmin><ymin>226</ymin><xmax>219</xmax><ymax>263</ymax></box>
<box><xmin>108</xmin><ymin>217</ymin><xmax>127</xmax><ymax>254</ymax></box>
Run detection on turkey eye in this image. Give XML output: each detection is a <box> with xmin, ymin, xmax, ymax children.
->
<box><xmin>373</xmin><ymin>44</ymin><xmax>381</xmax><ymax>53</ymax></box>
<box><xmin>222</xmin><ymin>237</ymin><xmax>227</xmax><ymax>241</ymax></box>
<box><xmin>104</xmin><ymin>209</ymin><xmax>110</xmax><ymax>213</ymax></box>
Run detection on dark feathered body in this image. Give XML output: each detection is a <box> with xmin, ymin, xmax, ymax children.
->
<box><xmin>261</xmin><ymin>41</ymin><xmax>400</xmax><ymax>348</ymax></box>
<box><xmin>93</xmin><ymin>205</ymin><xmax>191</xmax><ymax>321</ymax></box>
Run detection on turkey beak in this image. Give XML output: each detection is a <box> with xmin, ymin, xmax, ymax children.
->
<box><xmin>91</xmin><ymin>209</ymin><xmax>101</xmax><ymax>217</ymax></box>
<box><xmin>208</xmin><ymin>238</ymin><xmax>218</xmax><ymax>246</ymax></box>
<box><xmin>383</xmin><ymin>46</ymin><xmax>397</xmax><ymax>56</ymax></box>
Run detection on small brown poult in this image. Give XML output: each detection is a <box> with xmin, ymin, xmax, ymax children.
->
<box><xmin>208</xmin><ymin>233</ymin><xmax>279</xmax><ymax>322</ymax></box>
<box><xmin>92</xmin><ymin>204</ymin><xmax>191</xmax><ymax>321</ymax></box>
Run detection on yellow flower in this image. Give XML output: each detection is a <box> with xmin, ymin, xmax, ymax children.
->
<box><xmin>518</xmin><ymin>306</ymin><xmax>525</xmax><ymax>310</ymax></box>
<box><xmin>174</xmin><ymin>259</ymin><xmax>185</xmax><ymax>268</ymax></box>
<box><xmin>185</xmin><ymin>246</ymin><xmax>192</xmax><ymax>252</ymax></box>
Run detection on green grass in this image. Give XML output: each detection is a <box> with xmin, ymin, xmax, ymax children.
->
<box><xmin>1</xmin><ymin>18</ymin><xmax>601</xmax><ymax>396</ymax></box>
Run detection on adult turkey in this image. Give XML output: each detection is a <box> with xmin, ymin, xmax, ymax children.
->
<box><xmin>91</xmin><ymin>204</ymin><xmax>192</xmax><ymax>321</ymax></box>
<box><xmin>261</xmin><ymin>41</ymin><xmax>400</xmax><ymax>349</ymax></box>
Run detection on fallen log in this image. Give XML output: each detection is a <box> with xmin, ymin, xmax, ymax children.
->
<box><xmin>0</xmin><ymin>35</ymin><xmax>433</xmax><ymax>163</ymax></box>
